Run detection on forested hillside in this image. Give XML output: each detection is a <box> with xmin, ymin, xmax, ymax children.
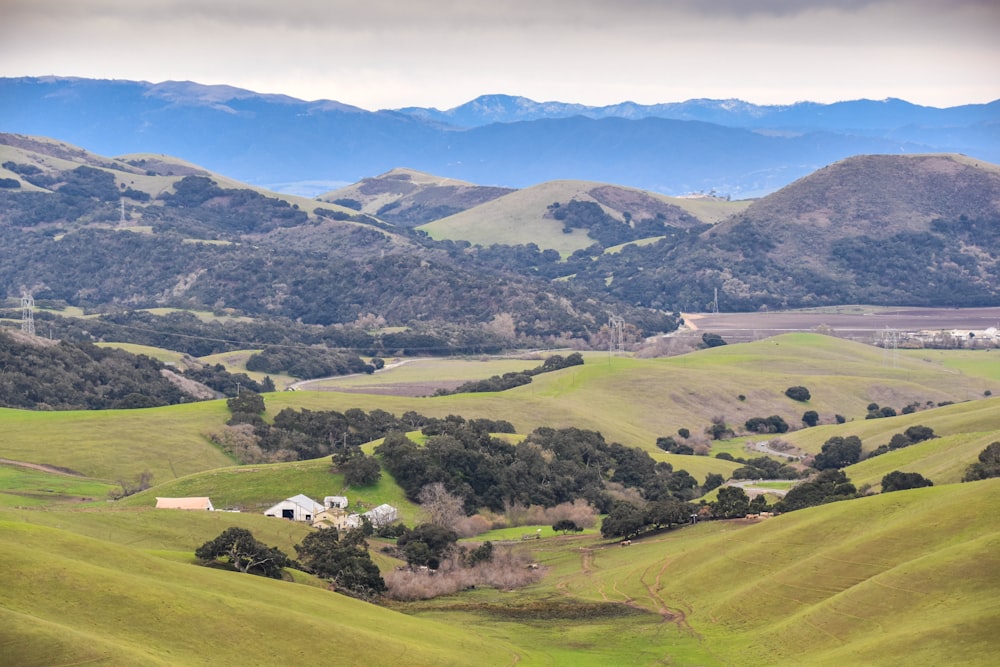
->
<box><xmin>0</xmin><ymin>136</ymin><xmax>679</xmax><ymax>350</ymax></box>
<box><xmin>0</xmin><ymin>329</ymin><xmax>263</xmax><ymax>409</ymax></box>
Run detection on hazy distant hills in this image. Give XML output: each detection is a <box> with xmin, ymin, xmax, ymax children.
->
<box><xmin>398</xmin><ymin>93</ymin><xmax>1000</xmax><ymax>131</ymax></box>
<box><xmin>3</xmin><ymin>77</ymin><xmax>997</xmax><ymax>199</ymax></box>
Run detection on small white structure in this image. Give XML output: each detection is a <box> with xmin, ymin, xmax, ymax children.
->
<box><xmin>156</xmin><ymin>497</ymin><xmax>214</xmax><ymax>511</ymax></box>
<box><xmin>362</xmin><ymin>503</ymin><xmax>398</xmax><ymax>528</ymax></box>
<box><xmin>264</xmin><ymin>494</ymin><xmax>323</xmax><ymax>522</ymax></box>
<box><xmin>324</xmin><ymin>495</ymin><xmax>349</xmax><ymax>509</ymax></box>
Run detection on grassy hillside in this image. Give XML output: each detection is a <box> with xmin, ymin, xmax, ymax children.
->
<box><xmin>0</xmin><ymin>402</ymin><xmax>233</xmax><ymax>482</ymax></box>
<box><xmin>493</xmin><ymin>479</ymin><xmax>1000</xmax><ymax>666</ymax></box>
<box><xmin>2</xmin><ymin>330</ymin><xmax>999</xmax><ymax>664</ymax></box>
<box><xmin>1</xmin><ymin>333</ymin><xmax>994</xmax><ymax>488</ymax></box>
<box><xmin>271</xmin><ymin>333</ymin><xmax>993</xmax><ymax>448</ymax></box>
<box><xmin>419</xmin><ymin>179</ymin><xmax>745</xmax><ymax>254</ymax></box>
<box><xmin>0</xmin><ymin>518</ymin><xmax>519</xmax><ymax>666</ymax></box>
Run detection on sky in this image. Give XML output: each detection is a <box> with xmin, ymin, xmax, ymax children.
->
<box><xmin>1</xmin><ymin>0</ymin><xmax>998</xmax><ymax>111</ymax></box>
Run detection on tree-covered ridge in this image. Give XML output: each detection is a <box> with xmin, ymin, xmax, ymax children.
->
<box><xmin>0</xmin><ymin>329</ymin><xmax>259</xmax><ymax>409</ymax></box>
<box><xmin>0</xmin><ymin>158</ymin><xmax>679</xmax><ymax>345</ymax></box>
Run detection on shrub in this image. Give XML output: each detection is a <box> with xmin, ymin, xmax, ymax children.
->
<box><xmin>785</xmin><ymin>386</ymin><xmax>811</xmax><ymax>402</ymax></box>
<box><xmin>881</xmin><ymin>470</ymin><xmax>934</xmax><ymax>493</ymax></box>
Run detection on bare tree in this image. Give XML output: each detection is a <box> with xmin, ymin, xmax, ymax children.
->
<box><xmin>418</xmin><ymin>482</ymin><xmax>466</xmax><ymax>529</ymax></box>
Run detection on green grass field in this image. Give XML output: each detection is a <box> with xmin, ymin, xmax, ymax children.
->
<box><xmin>2</xmin><ymin>333</ymin><xmax>999</xmax><ymax>664</ymax></box>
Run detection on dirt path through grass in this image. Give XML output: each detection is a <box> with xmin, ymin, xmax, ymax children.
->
<box><xmin>0</xmin><ymin>457</ymin><xmax>85</xmax><ymax>477</ymax></box>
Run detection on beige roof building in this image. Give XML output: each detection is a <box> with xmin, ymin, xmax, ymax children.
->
<box><xmin>155</xmin><ymin>497</ymin><xmax>214</xmax><ymax>511</ymax></box>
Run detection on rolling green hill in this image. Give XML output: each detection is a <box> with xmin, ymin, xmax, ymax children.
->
<box><xmin>4</xmin><ymin>478</ymin><xmax>994</xmax><ymax>665</ymax></box>
<box><xmin>1</xmin><ymin>332</ymin><xmax>999</xmax><ymax>664</ymax></box>
<box><xmin>484</xmin><ymin>479</ymin><xmax>1000</xmax><ymax>666</ymax></box>
<box><xmin>2</xmin><ymin>333</ymin><xmax>994</xmax><ymax>488</ymax></box>
<box><xmin>419</xmin><ymin>179</ymin><xmax>746</xmax><ymax>254</ymax></box>
<box><xmin>0</xmin><ymin>517</ymin><xmax>518</xmax><ymax>666</ymax></box>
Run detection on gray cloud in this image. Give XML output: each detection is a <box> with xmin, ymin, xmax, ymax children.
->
<box><xmin>1</xmin><ymin>0</ymin><xmax>996</xmax><ymax>109</ymax></box>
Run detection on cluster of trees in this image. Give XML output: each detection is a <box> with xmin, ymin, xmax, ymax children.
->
<box><xmin>548</xmin><ymin>200</ymin><xmax>687</xmax><ymax>248</ymax></box>
<box><xmin>744</xmin><ymin>415</ymin><xmax>790</xmax><ymax>434</ymax></box>
<box><xmin>196</xmin><ymin>525</ymin><xmax>385</xmax><ymax>600</ymax></box>
<box><xmin>377</xmin><ymin>422</ymin><xmax>712</xmax><ymax>517</ymax></box>
<box><xmin>867</xmin><ymin>425</ymin><xmax>937</xmax><ymax>458</ymax></box>
<box><xmin>775</xmin><ymin>469</ymin><xmax>858</xmax><ymax>512</ymax></box>
<box><xmin>881</xmin><ymin>470</ymin><xmax>933</xmax><ymax>493</ymax></box>
<box><xmin>730</xmin><ymin>456</ymin><xmax>801</xmax><ymax>480</ymax></box>
<box><xmin>245</xmin><ymin>345</ymin><xmax>374</xmax><ymax>379</ymax></box>
<box><xmin>0</xmin><ymin>330</ymin><xmax>188</xmax><ymax>409</ymax></box>
<box><xmin>217</xmin><ymin>394</ymin><xmax>424</xmax><ymax>464</ymax></box>
<box><xmin>159</xmin><ymin>175</ymin><xmax>308</xmax><ymax>235</ymax></box>
<box><xmin>600</xmin><ymin>497</ymin><xmax>696</xmax><ymax>538</ymax></box>
<box><xmin>435</xmin><ymin>352</ymin><xmax>584</xmax><ymax>395</ymax></box>
<box><xmin>0</xmin><ymin>323</ymin><xmax>275</xmax><ymax>411</ymax></box>
<box><xmin>963</xmin><ymin>442</ymin><xmax>1000</xmax><ymax>482</ymax></box>
<box><xmin>784</xmin><ymin>386</ymin><xmax>811</xmax><ymax>402</ymax></box>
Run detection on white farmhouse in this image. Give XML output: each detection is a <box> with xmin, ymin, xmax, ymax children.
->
<box><xmin>264</xmin><ymin>494</ymin><xmax>324</xmax><ymax>522</ymax></box>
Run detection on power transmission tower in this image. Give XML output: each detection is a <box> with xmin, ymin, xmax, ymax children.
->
<box><xmin>879</xmin><ymin>327</ymin><xmax>899</xmax><ymax>367</ymax></box>
<box><xmin>119</xmin><ymin>198</ymin><xmax>127</xmax><ymax>226</ymax></box>
<box><xmin>21</xmin><ymin>291</ymin><xmax>35</xmax><ymax>336</ymax></box>
<box><xmin>608</xmin><ymin>315</ymin><xmax>625</xmax><ymax>356</ymax></box>
<box><xmin>712</xmin><ymin>288</ymin><xmax>719</xmax><ymax>314</ymax></box>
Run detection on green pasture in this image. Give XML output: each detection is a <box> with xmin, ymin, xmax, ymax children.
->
<box><xmin>3</xmin><ymin>334</ymin><xmax>999</xmax><ymax>491</ymax></box>
<box><xmin>302</xmin><ymin>354</ymin><xmax>570</xmax><ymax>391</ymax></box>
<box><xmin>96</xmin><ymin>341</ymin><xmax>190</xmax><ymax>365</ymax></box>
<box><xmin>0</xmin><ymin>402</ymin><xmax>233</xmax><ymax>482</ymax></box>
<box><xmin>197</xmin><ymin>348</ymin><xmax>297</xmax><ymax>389</ymax></box>
<box><xmin>778</xmin><ymin>396</ymin><xmax>1000</xmax><ymax>455</ymax></box>
<box><xmin>901</xmin><ymin>348</ymin><xmax>1000</xmax><ymax>383</ymax></box>
<box><xmin>418</xmin><ymin>180</ymin><xmax>602</xmax><ymax>254</ymax></box>
<box><xmin>0</xmin><ymin>519</ymin><xmax>518</xmax><ymax>667</ymax></box>
<box><xmin>496</xmin><ymin>479</ymin><xmax>1000</xmax><ymax>666</ymax></box>
<box><xmin>845</xmin><ymin>430</ymin><xmax>998</xmax><ymax>489</ymax></box>
<box><xmin>0</xmin><ymin>465</ymin><xmax>116</xmax><ymax>507</ymax></box>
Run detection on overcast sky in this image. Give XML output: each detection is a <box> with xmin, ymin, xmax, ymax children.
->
<box><xmin>1</xmin><ymin>0</ymin><xmax>997</xmax><ymax>110</ymax></box>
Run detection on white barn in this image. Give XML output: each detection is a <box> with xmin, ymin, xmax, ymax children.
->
<box><xmin>264</xmin><ymin>494</ymin><xmax>323</xmax><ymax>522</ymax></box>
<box><xmin>324</xmin><ymin>495</ymin><xmax>349</xmax><ymax>509</ymax></box>
<box><xmin>363</xmin><ymin>503</ymin><xmax>398</xmax><ymax>528</ymax></box>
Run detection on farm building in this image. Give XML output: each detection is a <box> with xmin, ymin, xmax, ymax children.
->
<box><xmin>155</xmin><ymin>497</ymin><xmax>214</xmax><ymax>511</ymax></box>
<box><xmin>312</xmin><ymin>507</ymin><xmax>354</xmax><ymax>531</ymax></box>
<box><xmin>362</xmin><ymin>503</ymin><xmax>398</xmax><ymax>528</ymax></box>
<box><xmin>324</xmin><ymin>495</ymin><xmax>349</xmax><ymax>509</ymax></box>
<box><xmin>264</xmin><ymin>494</ymin><xmax>323</xmax><ymax>522</ymax></box>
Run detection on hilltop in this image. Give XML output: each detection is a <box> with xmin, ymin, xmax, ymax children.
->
<box><xmin>319</xmin><ymin>168</ymin><xmax>515</xmax><ymax>227</ymax></box>
<box><xmin>562</xmin><ymin>154</ymin><xmax>1000</xmax><ymax>311</ymax></box>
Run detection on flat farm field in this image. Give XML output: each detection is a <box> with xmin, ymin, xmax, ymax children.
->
<box><xmin>682</xmin><ymin>306</ymin><xmax>1000</xmax><ymax>343</ymax></box>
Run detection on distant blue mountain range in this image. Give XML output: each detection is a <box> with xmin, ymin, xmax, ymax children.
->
<box><xmin>2</xmin><ymin>77</ymin><xmax>997</xmax><ymax>198</ymax></box>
